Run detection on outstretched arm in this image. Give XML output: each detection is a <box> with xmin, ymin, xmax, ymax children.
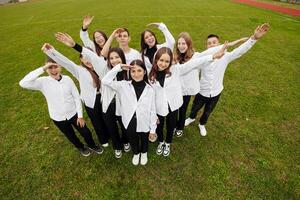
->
<box><xmin>226</xmin><ymin>23</ymin><xmax>270</xmax><ymax>63</ymax></box>
<box><xmin>42</xmin><ymin>42</ymin><xmax>80</xmax><ymax>80</ymax></box>
<box><xmin>102</xmin><ymin>63</ymin><xmax>131</xmax><ymax>90</ymax></box>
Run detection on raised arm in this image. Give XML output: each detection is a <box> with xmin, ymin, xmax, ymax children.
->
<box><xmin>148</xmin><ymin>22</ymin><xmax>175</xmax><ymax>50</ymax></box>
<box><xmin>42</xmin><ymin>43</ymin><xmax>80</xmax><ymax>80</ymax></box>
<box><xmin>225</xmin><ymin>23</ymin><xmax>270</xmax><ymax>63</ymax></box>
<box><xmin>79</xmin><ymin>15</ymin><xmax>95</xmax><ymax>51</ymax></box>
<box><xmin>19</xmin><ymin>65</ymin><xmax>48</xmax><ymax>91</ymax></box>
<box><xmin>101</xmin><ymin>28</ymin><xmax>123</xmax><ymax>58</ymax></box>
<box><xmin>227</xmin><ymin>37</ymin><xmax>249</xmax><ymax>47</ymax></box>
<box><xmin>102</xmin><ymin>64</ymin><xmax>131</xmax><ymax>91</ymax></box>
<box><xmin>55</xmin><ymin>32</ymin><xmax>108</xmax><ymax>78</ymax></box>
<box><xmin>178</xmin><ymin>43</ymin><xmax>228</xmax><ymax>76</ymax></box>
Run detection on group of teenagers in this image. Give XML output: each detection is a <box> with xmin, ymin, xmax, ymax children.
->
<box><xmin>19</xmin><ymin>16</ymin><xmax>270</xmax><ymax>166</ymax></box>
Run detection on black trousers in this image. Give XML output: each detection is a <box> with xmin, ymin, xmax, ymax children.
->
<box><xmin>53</xmin><ymin>114</ymin><xmax>96</xmax><ymax>149</ymax></box>
<box><xmin>126</xmin><ymin>114</ymin><xmax>149</xmax><ymax>154</ymax></box>
<box><xmin>103</xmin><ymin>101</ymin><xmax>122</xmax><ymax>150</ymax></box>
<box><xmin>189</xmin><ymin>93</ymin><xmax>221</xmax><ymax>125</ymax></box>
<box><xmin>156</xmin><ymin>107</ymin><xmax>178</xmax><ymax>143</ymax></box>
<box><xmin>176</xmin><ymin>95</ymin><xmax>191</xmax><ymax>131</ymax></box>
<box><xmin>85</xmin><ymin>94</ymin><xmax>109</xmax><ymax>145</ymax></box>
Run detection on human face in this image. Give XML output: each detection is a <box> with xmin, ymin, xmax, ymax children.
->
<box><xmin>109</xmin><ymin>51</ymin><xmax>122</xmax><ymax>67</ymax></box>
<box><xmin>116</xmin><ymin>31</ymin><xmax>130</xmax><ymax>47</ymax></box>
<box><xmin>177</xmin><ymin>37</ymin><xmax>188</xmax><ymax>53</ymax></box>
<box><xmin>80</xmin><ymin>56</ymin><xmax>93</xmax><ymax>69</ymax></box>
<box><xmin>130</xmin><ymin>65</ymin><xmax>145</xmax><ymax>82</ymax></box>
<box><xmin>144</xmin><ymin>31</ymin><xmax>156</xmax><ymax>48</ymax></box>
<box><xmin>157</xmin><ymin>53</ymin><xmax>171</xmax><ymax>71</ymax></box>
<box><xmin>94</xmin><ymin>32</ymin><xmax>106</xmax><ymax>47</ymax></box>
<box><xmin>207</xmin><ymin>37</ymin><xmax>220</xmax><ymax>49</ymax></box>
<box><xmin>46</xmin><ymin>63</ymin><xmax>61</xmax><ymax>79</ymax></box>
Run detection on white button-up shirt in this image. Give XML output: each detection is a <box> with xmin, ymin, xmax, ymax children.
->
<box><xmin>19</xmin><ymin>67</ymin><xmax>83</xmax><ymax>121</ymax></box>
<box><xmin>102</xmin><ymin>64</ymin><xmax>157</xmax><ymax>133</ymax></box>
<box><xmin>199</xmin><ymin>38</ymin><xmax>257</xmax><ymax>97</ymax></box>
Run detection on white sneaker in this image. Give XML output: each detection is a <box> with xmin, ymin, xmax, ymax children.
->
<box><xmin>102</xmin><ymin>143</ymin><xmax>109</xmax><ymax>147</ymax></box>
<box><xmin>198</xmin><ymin>124</ymin><xmax>207</xmax><ymax>136</ymax></box>
<box><xmin>132</xmin><ymin>153</ymin><xmax>140</xmax><ymax>166</ymax></box>
<box><xmin>163</xmin><ymin>143</ymin><xmax>170</xmax><ymax>157</ymax></box>
<box><xmin>156</xmin><ymin>142</ymin><xmax>164</xmax><ymax>155</ymax></box>
<box><xmin>175</xmin><ymin>130</ymin><xmax>183</xmax><ymax>137</ymax></box>
<box><xmin>124</xmin><ymin>143</ymin><xmax>131</xmax><ymax>152</ymax></box>
<box><xmin>140</xmin><ymin>152</ymin><xmax>148</xmax><ymax>165</ymax></box>
<box><xmin>115</xmin><ymin>150</ymin><xmax>122</xmax><ymax>158</ymax></box>
<box><xmin>185</xmin><ymin>118</ymin><xmax>195</xmax><ymax>126</ymax></box>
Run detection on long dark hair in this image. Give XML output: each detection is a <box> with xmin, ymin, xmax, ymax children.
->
<box><xmin>149</xmin><ymin>47</ymin><xmax>173</xmax><ymax>83</ymax></box>
<box><xmin>79</xmin><ymin>54</ymin><xmax>100</xmax><ymax>90</ymax></box>
<box><xmin>140</xmin><ymin>30</ymin><xmax>158</xmax><ymax>62</ymax></box>
<box><xmin>129</xmin><ymin>59</ymin><xmax>149</xmax><ymax>84</ymax></box>
<box><xmin>93</xmin><ymin>30</ymin><xmax>108</xmax><ymax>56</ymax></box>
<box><xmin>107</xmin><ymin>47</ymin><xmax>128</xmax><ymax>81</ymax></box>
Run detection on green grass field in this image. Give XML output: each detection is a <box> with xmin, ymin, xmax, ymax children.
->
<box><xmin>0</xmin><ymin>0</ymin><xmax>299</xmax><ymax>199</ymax></box>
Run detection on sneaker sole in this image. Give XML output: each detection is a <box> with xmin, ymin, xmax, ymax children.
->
<box><xmin>88</xmin><ymin>147</ymin><xmax>104</xmax><ymax>155</ymax></box>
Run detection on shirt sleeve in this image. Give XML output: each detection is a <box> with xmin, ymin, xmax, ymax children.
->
<box><xmin>101</xmin><ymin>64</ymin><xmax>123</xmax><ymax>91</ymax></box>
<box><xmin>177</xmin><ymin>55</ymin><xmax>214</xmax><ymax>76</ymax></box>
<box><xmin>158</xmin><ymin>23</ymin><xmax>175</xmax><ymax>50</ymax></box>
<box><xmin>193</xmin><ymin>45</ymin><xmax>224</xmax><ymax>58</ymax></box>
<box><xmin>19</xmin><ymin>67</ymin><xmax>44</xmax><ymax>91</ymax></box>
<box><xmin>79</xmin><ymin>28</ymin><xmax>95</xmax><ymax>52</ymax></box>
<box><xmin>44</xmin><ymin>48</ymin><xmax>80</xmax><ymax>80</ymax></box>
<box><xmin>69</xmin><ymin>77</ymin><xmax>83</xmax><ymax>118</ymax></box>
<box><xmin>225</xmin><ymin>38</ymin><xmax>257</xmax><ymax>63</ymax></box>
<box><xmin>149</xmin><ymin>89</ymin><xmax>157</xmax><ymax>133</ymax></box>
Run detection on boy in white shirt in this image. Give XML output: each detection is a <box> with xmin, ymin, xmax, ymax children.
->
<box><xmin>101</xmin><ymin>28</ymin><xmax>141</xmax><ymax>64</ymax></box>
<box><xmin>185</xmin><ymin>23</ymin><xmax>270</xmax><ymax>136</ymax></box>
<box><xmin>19</xmin><ymin>59</ymin><xmax>103</xmax><ymax>156</ymax></box>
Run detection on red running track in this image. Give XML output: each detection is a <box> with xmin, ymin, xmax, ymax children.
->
<box><xmin>233</xmin><ymin>0</ymin><xmax>300</xmax><ymax>17</ymax></box>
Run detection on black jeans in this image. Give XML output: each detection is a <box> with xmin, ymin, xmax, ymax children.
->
<box><xmin>156</xmin><ymin>107</ymin><xmax>178</xmax><ymax>143</ymax></box>
<box><xmin>103</xmin><ymin>101</ymin><xmax>122</xmax><ymax>150</ymax></box>
<box><xmin>116</xmin><ymin>116</ymin><xmax>129</xmax><ymax>144</ymax></box>
<box><xmin>85</xmin><ymin>94</ymin><xmax>109</xmax><ymax>145</ymax></box>
<box><xmin>189</xmin><ymin>93</ymin><xmax>221</xmax><ymax>125</ymax></box>
<box><xmin>53</xmin><ymin>114</ymin><xmax>96</xmax><ymax>149</ymax></box>
<box><xmin>126</xmin><ymin>114</ymin><xmax>149</xmax><ymax>154</ymax></box>
<box><xmin>176</xmin><ymin>95</ymin><xmax>191</xmax><ymax>130</ymax></box>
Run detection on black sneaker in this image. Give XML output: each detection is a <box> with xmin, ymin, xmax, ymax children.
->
<box><xmin>88</xmin><ymin>146</ymin><xmax>104</xmax><ymax>155</ymax></box>
<box><xmin>78</xmin><ymin>147</ymin><xmax>91</xmax><ymax>157</ymax></box>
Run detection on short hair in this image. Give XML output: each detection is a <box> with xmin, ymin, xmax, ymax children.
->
<box><xmin>45</xmin><ymin>56</ymin><xmax>56</xmax><ymax>64</ymax></box>
<box><xmin>120</xmin><ymin>28</ymin><xmax>130</xmax><ymax>36</ymax></box>
<box><xmin>207</xmin><ymin>34</ymin><xmax>219</xmax><ymax>40</ymax></box>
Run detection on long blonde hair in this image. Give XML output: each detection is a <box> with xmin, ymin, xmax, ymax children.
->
<box><xmin>174</xmin><ymin>32</ymin><xmax>194</xmax><ymax>64</ymax></box>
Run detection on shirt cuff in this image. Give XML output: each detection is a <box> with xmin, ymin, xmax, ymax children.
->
<box><xmin>81</xmin><ymin>27</ymin><xmax>88</xmax><ymax>31</ymax></box>
<box><xmin>73</xmin><ymin>43</ymin><xmax>83</xmax><ymax>53</ymax></box>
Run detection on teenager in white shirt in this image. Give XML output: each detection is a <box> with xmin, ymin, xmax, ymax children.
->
<box><xmin>149</xmin><ymin>46</ymin><xmax>227</xmax><ymax>156</ymax></box>
<box><xmin>140</xmin><ymin>22</ymin><xmax>175</xmax><ymax>73</ymax></box>
<box><xmin>19</xmin><ymin>59</ymin><xmax>103</xmax><ymax>156</ymax></box>
<box><xmin>101</xmin><ymin>28</ymin><xmax>141</xmax><ymax>64</ymax></box>
<box><xmin>53</xmin><ymin>33</ymin><xmax>131</xmax><ymax>158</ymax></box>
<box><xmin>185</xmin><ymin>23</ymin><xmax>270</xmax><ymax>136</ymax></box>
<box><xmin>80</xmin><ymin>15</ymin><xmax>108</xmax><ymax>56</ymax></box>
<box><xmin>102</xmin><ymin>60</ymin><xmax>157</xmax><ymax>165</ymax></box>
<box><xmin>42</xmin><ymin>42</ymin><xmax>110</xmax><ymax>149</ymax></box>
<box><xmin>174</xmin><ymin>32</ymin><xmax>249</xmax><ymax>137</ymax></box>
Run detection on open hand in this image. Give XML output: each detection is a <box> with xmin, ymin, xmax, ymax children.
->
<box><xmin>253</xmin><ymin>23</ymin><xmax>270</xmax><ymax>40</ymax></box>
<box><xmin>41</xmin><ymin>43</ymin><xmax>53</xmax><ymax>52</ymax></box>
<box><xmin>55</xmin><ymin>32</ymin><xmax>76</xmax><ymax>48</ymax></box>
<box><xmin>82</xmin><ymin>15</ymin><xmax>94</xmax><ymax>29</ymax></box>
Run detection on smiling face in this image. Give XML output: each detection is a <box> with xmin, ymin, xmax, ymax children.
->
<box><xmin>94</xmin><ymin>32</ymin><xmax>106</xmax><ymax>47</ymax></box>
<box><xmin>109</xmin><ymin>51</ymin><xmax>123</xmax><ymax>67</ymax></box>
<box><xmin>46</xmin><ymin>63</ymin><xmax>62</xmax><ymax>79</ymax></box>
<box><xmin>207</xmin><ymin>37</ymin><xmax>220</xmax><ymax>49</ymax></box>
<box><xmin>177</xmin><ymin>37</ymin><xmax>188</xmax><ymax>53</ymax></box>
<box><xmin>144</xmin><ymin>31</ymin><xmax>156</xmax><ymax>48</ymax></box>
<box><xmin>130</xmin><ymin>65</ymin><xmax>145</xmax><ymax>82</ymax></box>
<box><xmin>157</xmin><ymin>53</ymin><xmax>171</xmax><ymax>71</ymax></box>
